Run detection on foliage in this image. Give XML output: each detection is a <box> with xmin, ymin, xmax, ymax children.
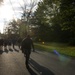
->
<box><xmin>8</xmin><ymin>20</ymin><xmax>19</xmax><ymax>34</ymax></box>
<box><xmin>33</xmin><ymin>0</ymin><xmax>61</xmax><ymax>41</ymax></box>
<box><xmin>59</xmin><ymin>0</ymin><xmax>75</xmax><ymax>32</ymax></box>
<box><xmin>32</xmin><ymin>0</ymin><xmax>75</xmax><ymax>44</ymax></box>
<box><xmin>4</xmin><ymin>19</ymin><xmax>20</xmax><ymax>39</ymax></box>
<box><xmin>3</xmin><ymin>0</ymin><xmax>75</xmax><ymax>45</ymax></box>
<box><xmin>58</xmin><ymin>0</ymin><xmax>75</xmax><ymax>44</ymax></box>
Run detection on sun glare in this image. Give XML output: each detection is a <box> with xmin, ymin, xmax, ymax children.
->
<box><xmin>0</xmin><ymin>5</ymin><xmax>14</xmax><ymax>21</ymax></box>
<box><xmin>0</xmin><ymin>4</ymin><xmax>14</xmax><ymax>33</ymax></box>
<box><xmin>0</xmin><ymin>0</ymin><xmax>40</xmax><ymax>33</ymax></box>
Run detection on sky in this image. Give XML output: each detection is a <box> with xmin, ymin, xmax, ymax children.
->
<box><xmin>0</xmin><ymin>0</ymin><xmax>40</xmax><ymax>33</ymax></box>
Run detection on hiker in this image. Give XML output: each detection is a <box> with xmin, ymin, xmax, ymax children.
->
<box><xmin>21</xmin><ymin>35</ymin><xmax>35</xmax><ymax>67</ymax></box>
<box><xmin>0</xmin><ymin>38</ymin><xmax>4</xmax><ymax>50</ymax></box>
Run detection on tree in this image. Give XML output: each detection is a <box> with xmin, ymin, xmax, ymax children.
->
<box><xmin>59</xmin><ymin>0</ymin><xmax>75</xmax><ymax>44</ymax></box>
<box><xmin>21</xmin><ymin>0</ymin><xmax>39</xmax><ymax>35</ymax></box>
<box><xmin>3</xmin><ymin>19</ymin><xmax>20</xmax><ymax>39</ymax></box>
<box><xmin>34</xmin><ymin>0</ymin><xmax>75</xmax><ymax>44</ymax></box>
<box><xmin>59</xmin><ymin>0</ymin><xmax>75</xmax><ymax>31</ymax></box>
<box><xmin>32</xmin><ymin>0</ymin><xmax>61</xmax><ymax>41</ymax></box>
<box><xmin>8</xmin><ymin>20</ymin><xmax>19</xmax><ymax>34</ymax></box>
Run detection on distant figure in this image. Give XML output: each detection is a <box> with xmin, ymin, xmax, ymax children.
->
<box><xmin>21</xmin><ymin>35</ymin><xmax>35</xmax><ymax>67</ymax></box>
<box><xmin>12</xmin><ymin>38</ymin><xmax>16</xmax><ymax>49</ymax></box>
<box><xmin>17</xmin><ymin>37</ymin><xmax>22</xmax><ymax>49</ymax></box>
<box><xmin>0</xmin><ymin>39</ymin><xmax>4</xmax><ymax>50</ymax></box>
<box><xmin>4</xmin><ymin>39</ymin><xmax>8</xmax><ymax>50</ymax></box>
<box><xmin>8</xmin><ymin>39</ymin><xmax>12</xmax><ymax>50</ymax></box>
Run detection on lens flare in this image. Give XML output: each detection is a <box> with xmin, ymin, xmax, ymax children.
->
<box><xmin>53</xmin><ymin>50</ymin><xmax>71</xmax><ymax>65</ymax></box>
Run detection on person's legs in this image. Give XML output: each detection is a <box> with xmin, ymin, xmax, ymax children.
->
<box><xmin>25</xmin><ymin>50</ymin><xmax>31</xmax><ymax>67</ymax></box>
<box><xmin>26</xmin><ymin>53</ymin><xmax>30</xmax><ymax>65</ymax></box>
<box><xmin>0</xmin><ymin>46</ymin><xmax>1</xmax><ymax>50</ymax></box>
<box><xmin>13</xmin><ymin>44</ymin><xmax>14</xmax><ymax>48</ymax></box>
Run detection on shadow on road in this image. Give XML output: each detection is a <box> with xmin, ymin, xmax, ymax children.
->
<box><xmin>14</xmin><ymin>48</ymin><xmax>19</xmax><ymax>52</ymax></box>
<box><xmin>9</xmin><ymin>48</ymin><xmax>13</xmax><ymax>52</ymax></box>
<box><xmin>26</xmin><ymin>65</ymin><xmax>38</xmax><ymax>75</ymax></box>
<box><xmin>0</xmin><ymin>50</ymin><xmax>3</xmax><ymax>54</ymax></box>
<box><xmin>0</xmin><ymin>47</ymin><xmax>19</xmax><ymax>54</ymax></box>
<box><xmin>0</xmin><ymin>49</ymin><xmax>9</xmax><ymax>54</ymax></box>
<box><xmin>4</xmin><ymin>49</ymin><xmax>9</xmax><ymax>53</ymax></box>
<box><xmin>28</xmin><ymin>58</ymin><xmax>55</xmax><ymax>75</ymax></box>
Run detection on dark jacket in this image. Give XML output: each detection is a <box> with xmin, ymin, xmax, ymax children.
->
<box><xmin>21</xmin><ymin>37</ymin><xmax>34</xmax><ymax>53</ymax></box>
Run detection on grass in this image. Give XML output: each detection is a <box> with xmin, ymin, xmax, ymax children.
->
<box><xmin>34</xmin><ymin>42</ymin><xmax>75</xmax><ymax>57</ymax></box>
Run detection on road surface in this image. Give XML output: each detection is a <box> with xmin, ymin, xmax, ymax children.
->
<box><xmin>0</xmin><ymin>46</ymin><xmax>75</xmax><ymax>75</ymax></box>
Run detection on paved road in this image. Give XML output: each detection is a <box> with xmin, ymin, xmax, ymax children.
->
<box><xmin>0</xmin><ymin>46</ymin><xmax>75</xmax><ymax>75</ymax></box>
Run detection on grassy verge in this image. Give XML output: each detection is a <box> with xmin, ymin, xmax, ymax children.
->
<box><xmin>34</xmin><ymin>42</ymin><xmax>75</xmax><ymax>57</ymax></box>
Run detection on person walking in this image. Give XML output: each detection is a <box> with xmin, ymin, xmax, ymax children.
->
<box><xmin>0</xmin><ymin>38</ymin><xmax>4</xmax><ymax>50</ymax></box>
<box><xmin>21</xmin><ymin>35</ymin><xmax>35</xmax><ymax>67</ymax></box>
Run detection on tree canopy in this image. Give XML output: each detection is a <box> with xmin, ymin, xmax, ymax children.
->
<box><xmin>31</xmin><ymin>0</ymin><xmax>75</xmax><ymax>44</ymax></box>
